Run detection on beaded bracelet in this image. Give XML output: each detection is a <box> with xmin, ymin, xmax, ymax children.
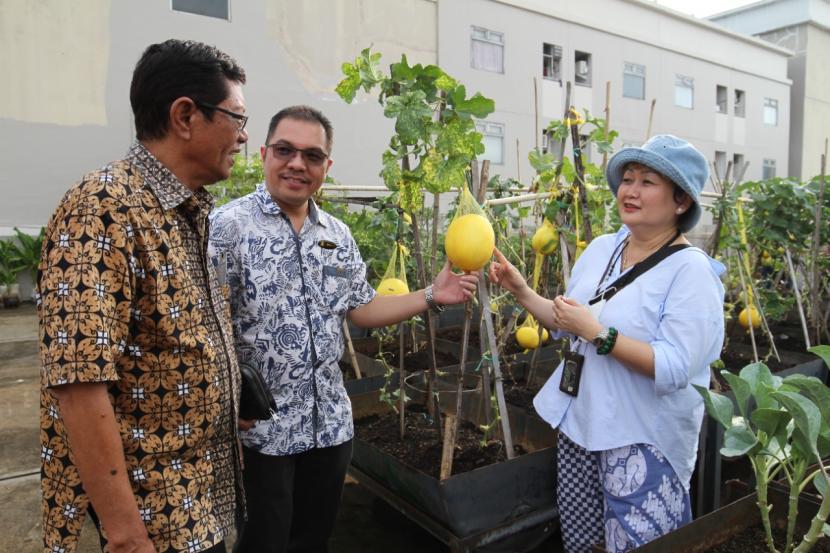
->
<box><xmin>596</xmin><ymin>327</ymin><xmax>618</xmax><ymax>355</ymax></box>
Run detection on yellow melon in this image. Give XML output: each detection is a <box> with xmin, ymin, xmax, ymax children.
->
<box><xmin>531</xmin><ymin>222</ymin><xmax>559</xmax><ymax>255</ymax></box>
<box><xmin>444</xmin><ymin>213</ymin><xmax>495</xmax><ymax>271</ymax></box>
<box><xmin>738</xmin><ymin>306</ymin><xmax>761</xmax><ymax>329</ymax></box>
<box><xmin>376</xmin><ymin>278</ymin><xmax>409</xmax><ymax>296</ymax></box>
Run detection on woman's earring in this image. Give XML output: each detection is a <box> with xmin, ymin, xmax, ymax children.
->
<box><xmin>676</xmin><ymin>208</ymin><xmax>684</xmax><ymax>214</ymax></box>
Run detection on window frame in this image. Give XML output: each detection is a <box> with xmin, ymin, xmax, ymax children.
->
<box><xmin>543</xmin><ymin>43</ymin><xmax>562</xmax><ymax>82</ymax></box>
<box><xmin>171</xmin><ymin>0</ymin><xmax>230</xmax><ymax>20</ymax></box>
<box><xmin>763</xmin><ymin>97</ymin><xmax>779</xmax><ymax>126</ymax></box>
<box><xmin>574</xmin><ymin>50</ymin><xmax>592</xmax><ymax>87</ymax></box>
<box><xmin>674</xmin><ymin>74</ymin><xmax>694</xmax><ymax>109</ymax></box>
<box><xmin>622</xmin><ymin>62</ymin><xmax>646</xmax><ymax>100</ymax></box>
<box><xmin>470</xmin><ymin>25</ymin><xmax>505</xmax><ymax>74</ymax></box>
<box><xmin>475</xmin><ymin>121</ymin><xmax>505</xmax><ymax>165</ymax></box>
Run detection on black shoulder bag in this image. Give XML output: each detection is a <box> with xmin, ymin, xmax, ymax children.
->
<box><xmin>239</xmin><ymin>362</ymin><xmax>278</xmax><ymax>421</ymax></box>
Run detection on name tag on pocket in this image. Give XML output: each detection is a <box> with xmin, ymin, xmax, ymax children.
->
<box><xmin>323</xmin><ymin>265</ymin><xmax>350</xmax><ymax>279</ymax></box>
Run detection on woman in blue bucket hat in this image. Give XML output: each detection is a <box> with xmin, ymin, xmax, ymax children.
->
<box><xmin>490</xmin><ymin>135</ymin><xmax>725</xmax><ymax>552</ymax></box>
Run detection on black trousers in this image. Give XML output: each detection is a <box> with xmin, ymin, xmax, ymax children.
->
<box><xmin>233</xmin><ymin>440</ymin><xmax>353</xmax><ymax>553</ymax></box>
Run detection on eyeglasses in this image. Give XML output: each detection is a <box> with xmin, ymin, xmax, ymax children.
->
<box><xmin>265</xmin><ymin>142</ymin><xmax>329</xmax><ymax>167</ymax></box>
<box><xmin>195</xmin><ymin>101</ymin><xmax>248</xmax><ymax>132</ymax></box>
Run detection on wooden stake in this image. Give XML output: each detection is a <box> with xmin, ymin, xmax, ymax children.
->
<box><xmin>439</xmin><ymin>413</ymin><xmax>457</xmax><ymax>480</ymax></box>
<box><xmin>533</xmin><ymin>77</ymin><xmax>539</xmax><ymax>150</ymax></box>
<box><xmin>601</xmin><ymin>81</ymin><xmax>611</xmax><ymax>173</ymax></box>
<box><xmin>399</xmin><ymin>321</ymin><xmax>406</xmax><ymax>439</ymax></box>
<box><xmin>735</xmin><ymin>253</ymin><xmax>759</xmax><ymax>363</ymax></box>
<box><xmin>809</xmin><ymin>139</ymin><xmax>827</xmax><ymax>344</ymax></box>
<box><xmin>646</xmin><ymin>99</ymin><xmax>656</xmax><ymax>141</ymax></box>
<box><xmin>342</xmin><ymin>320</ymin><xmax>362</xmax><ymax>379</ymax></box>
<box><xmin>785</xmin><ymin>249</ymin><xmax>811</xmax><ymax>350</ymax></box>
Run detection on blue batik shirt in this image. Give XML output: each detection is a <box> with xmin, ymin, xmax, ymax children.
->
<box><xmin>208</xmin><ymin>184</ymin><xmax>376</xmax><ymax>455</ymax></box>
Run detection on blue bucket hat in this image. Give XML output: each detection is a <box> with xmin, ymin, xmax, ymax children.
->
<box><xmin>605</xmin><ymin>134</ymin><xmax>708</xmax><ymax>232</ymax></box>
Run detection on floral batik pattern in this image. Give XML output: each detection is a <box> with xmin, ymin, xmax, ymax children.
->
<box><xmin>38</xmin><ymin>142</ymin><xmax>241</xmax><ymax>553</ymax></box>
<box><xmin>209</xmin><ymin>184</ymin><xmax>375</xmax><ymax>456</ymax></box>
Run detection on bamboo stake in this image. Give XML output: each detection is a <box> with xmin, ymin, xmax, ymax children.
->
<box><xmin>735</xmin><ymin>252</ymin><xmax>759</xmax><ymax>363</ymax></box>
<box><xmin>478</xmin><ymin>279</ymin><xmax>515</xmax><ymax>459</ymax></box>
<box><xmin>442</xmin><ymin>299</ymin><xmax>473</xmax><ymax>479</ymax></box>
<box><xmin>601</xmin><ymin>80</ymin><xmax>611</xmax><ymax>173</ymax></box>
<box><xmin>784</xmin><ymin>249</ymin><xmax>811</xmax><ymax>350</ymax></box>
<box><xmin>399</xmin><ymin>321</ymin><xmax>406</xmax><ymax>439</ymax></box>
<box><xmin>533</xmin><ymin>77</ymin><xmax>539</xmax><ymax>150</ymax></box>
<box><xmin>568</xmin><ymin>107</ymin><xmax>593</xmax><ymax>243</ymax></box>
<box><xmin>809</xmin><ymin>139</ymin><xmax>827</xmax><ymax>345</ymax></box>
<box><xmin>645</xmin><ymin>99</ymin><xmax>656</xmax><ymax>141</ymax></box>
<box><xmin>439</xmin><ymin>413</ymin><xmax>457</xmax><ymax>480</ymax></box>
<box><xmin>342</xmin><ymin>320</ymin><xmax>362</xmax><ymax>379</ymax></box>
<box><xmin>516</xmin><ymin>138</ymin><xmax>522</xmax><ymax>182</ymax></box>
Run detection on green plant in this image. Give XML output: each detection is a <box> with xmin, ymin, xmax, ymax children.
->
<box><xmin>7</xmin><ymin>227</ymin><xmax>45</xmax><ymax>284</ymax></box>
<box><xmin>0</xmin><ymin>239</ymin><xmax>26</xmax><ymax>286</ymax></box>
<box><xmin>206</xmin><ymin>152</ymin><xmax>264</xmax><ymax>206</ymax></box>
<box><xmin>694</xmin><ymin>345</ymin><xmax>830</xmax><ymax>553</ymax></box>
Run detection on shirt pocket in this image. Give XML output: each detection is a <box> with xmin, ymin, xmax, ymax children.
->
<box><xmin>321</xmin><ymin>263</ymin><xmax>360</xmax><ymax>316</ymax></box>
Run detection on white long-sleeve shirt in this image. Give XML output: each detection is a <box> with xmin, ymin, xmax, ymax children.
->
<box><xmin>533</xmin><ymin>227</ymin><xmax>725</xmax><ymax>489</ymax></box>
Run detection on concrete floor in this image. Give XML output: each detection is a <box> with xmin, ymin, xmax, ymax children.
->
<box><xmin>0</xmin><ymin>303</ymin><xmax>560</xmax><ymax>553</ymax></box>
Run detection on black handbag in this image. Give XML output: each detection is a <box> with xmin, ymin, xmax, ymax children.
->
<box><xmin>239</xmin><ymin>362</ymin><xmax>277</xmax><ymax>421</ymax></box>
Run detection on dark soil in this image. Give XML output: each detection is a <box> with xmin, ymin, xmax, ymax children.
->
<box><xmin>384</xmin><ymin>349</ymin><xmax>458</xmax><ymax>371</ymax></box>
<box><xmin>705</xmin><ymin>525</ymin><xmax>830</xmax><ymax>553</ymax></box>
<box><xmin>354</xmin><ymin>404</ymin><xmax>526</xmax><ymax>479</ymax></box>
<box><xmin>504</xmin><ymin>382</ymin><xmax>539</xmax><ymax>408</ymax></box>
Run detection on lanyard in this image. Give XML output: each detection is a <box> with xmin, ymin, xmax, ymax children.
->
<box><xmin>588</xmin><ymin>230</ymin><xmax>683</xmax><ymax>306</ymax></box>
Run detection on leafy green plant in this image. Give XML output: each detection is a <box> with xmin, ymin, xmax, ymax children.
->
<box><xmin>206</xmin><ymin>153</ymin><xmax>264</xmax><ymax>206</ymax></box>
<box><xmin>0</xmin><ymin>238</ymin><xmax>26</xmax><ymax>286</ymax></box>
<box><xmin>694</xmin><ymin>345</ymin><xmax>830</xmax><ymax>553</ymax></box>
<box><xmin>7</xmin><ymin>227</ymin><xmax>45</xmax><ymax>284</ymax></box>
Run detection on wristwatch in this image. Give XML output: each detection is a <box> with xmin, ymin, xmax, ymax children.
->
<box><xmin>591</xmin><ymin>327</ymin><xmax>610</xmax><ymax>348</ymax></box>
<box><xmin>424</xmin><ymin>284</ymin><xmax>445</xmax><ymax>313</ymax></box>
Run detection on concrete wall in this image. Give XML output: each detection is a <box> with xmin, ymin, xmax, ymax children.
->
<box><xmin>710</xmin><ymin>0</ymin><xmax>830</xmax><ymax>179</ymax></box>
<box><xmin>438</xmin><ymin>0</ymin><xmax>791</xmax><ymax>187</ymax></box>
<box><xmin>801</xmin><ymin>23</ymin><xmax>830</xmax><ymax>179</ymax></box>
<box><xmin>0</xmin><ymin>0</ymin><xmax>437</xmax><ymax>233</ymax></box>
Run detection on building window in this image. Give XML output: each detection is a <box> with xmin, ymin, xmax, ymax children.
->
<box><xmin>733</xmin><ymin>153</ymin><xmax>745</xmax><ymax>175</ymax></box>
<box><xmin>623</xmin><ymin>62</ymin><xmax>645</xmax><ymax>100</ymax></box>
<box><xmin>674</xmin><ymin>75</ymin><xmax>694</xmax><ymax>109</ymax></box>
<box><xmin>543</xmin><ymin>43</ymin><xmax>562</xmax><ymax>81</ymax></box>
<box><xmin>476</xmin><ymin>122</ymin><xmax>504</xmax><ymax>164</ymax></box>
<box><xmin>734</xmin><ymin>89</ymin><xmax>746</xmax><ymax>118</ymax></box>
<box><xmin>716</xmin><ymin>85</ymin><xmax>727</xmax><ymax>113</ymax></box>
<box><xmin>715</xmin><ymin>151</ymin><xmax>727</xmax><ymax>178</ymax></box>
<box><xmin>575</xmin><ymin>51</ymin><xmax>592</xmax><ymax>87</ymax></box>
<box><xmin>763</xmin><ymin>98</ymin><xmax>778</xmax><ymax>126</ymax></box>
<box><xmin>171</xmin><ymin>0</ymin><xmax>229</xmax><ymax>20</ymax></box>
<box><xmin>471</xmin><ymin>26</ymin><xmax>504</xmax><ymax>73</ymax></box>
<box><xmin>762</xmin><ymin>158</ymin><xmax>776</xmax><ymax>179</ymax></box>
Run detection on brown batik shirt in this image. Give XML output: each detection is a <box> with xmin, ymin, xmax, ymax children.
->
<box><xmin>38</xmin><ymin>142</ymin><xmax>241</xmax><ymax>553</ymax></box>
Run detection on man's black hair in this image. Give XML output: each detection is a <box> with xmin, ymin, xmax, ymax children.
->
<box><xmin>265</xmin><ymin>105</ymin><xmax>334</xmax><ymax>152</ymax></box>
<box><xmin>130</xmin><ymin>39</ymin><xmax>246</xmax><ymax>141</ymax></box>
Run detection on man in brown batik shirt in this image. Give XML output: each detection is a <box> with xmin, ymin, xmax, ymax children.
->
<box><xmin>38</xmin><ymin>39</ymin><xmax>248</xmax><ymax>553</ymax></box>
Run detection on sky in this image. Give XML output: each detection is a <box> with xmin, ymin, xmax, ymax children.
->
<box><xmin>652</xmin><ymin>0</ymin><xmax>760</xmax><ymax>18</ymax></box>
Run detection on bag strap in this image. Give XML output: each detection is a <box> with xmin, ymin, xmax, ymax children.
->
<box><xmin>588</xmin><ymin>243</ymin><xmax>690</xmax><ymax>305</ymax></box>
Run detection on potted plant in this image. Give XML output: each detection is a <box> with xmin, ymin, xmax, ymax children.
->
<box><xmin>694</xmin><ymin>345</ymin><xmax>830</xmax><ymax>553</ymax></box>
<box><xmin>9</xmin><ymin>227</ymin><xmax>44</xmax><ymax>299</ymax></box>
<box><xmin>0</xmin><ymin>239</ymin><xmax>25</xmax><ymax>308</ymax></box>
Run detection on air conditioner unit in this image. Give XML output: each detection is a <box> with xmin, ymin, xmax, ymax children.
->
<box><xmin>576</xmin><ymin>60</ymin><xmax>589</xmax><ymax>76</ymax></box>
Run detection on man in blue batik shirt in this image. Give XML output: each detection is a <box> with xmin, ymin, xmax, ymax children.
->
<box><xmin>209</xmin><ymin>105</ymin><xmax>478</xmax><ymax>553</ymax></box>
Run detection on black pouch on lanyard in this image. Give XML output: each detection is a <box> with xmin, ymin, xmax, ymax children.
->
<box><xmin>559</xmin><ymin>349</ymin><xmax>585</xmax><ymax>397</ymax></box>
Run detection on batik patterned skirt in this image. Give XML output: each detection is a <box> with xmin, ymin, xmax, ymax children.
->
<box><xmin>556</xmin><ymin>432</ymin><xmax>692</xmax><ymax>553</ymax></box>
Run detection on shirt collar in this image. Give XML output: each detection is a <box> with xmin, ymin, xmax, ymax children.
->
<box><xmin>126</xmin><ymin>141</ymin><xmax>215</xmax><ymax>212</ymax></box>
<box><xmin>254</xmin><ymin>183</ymin><xmax>327</xmax><ymax>228</ymax></box>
